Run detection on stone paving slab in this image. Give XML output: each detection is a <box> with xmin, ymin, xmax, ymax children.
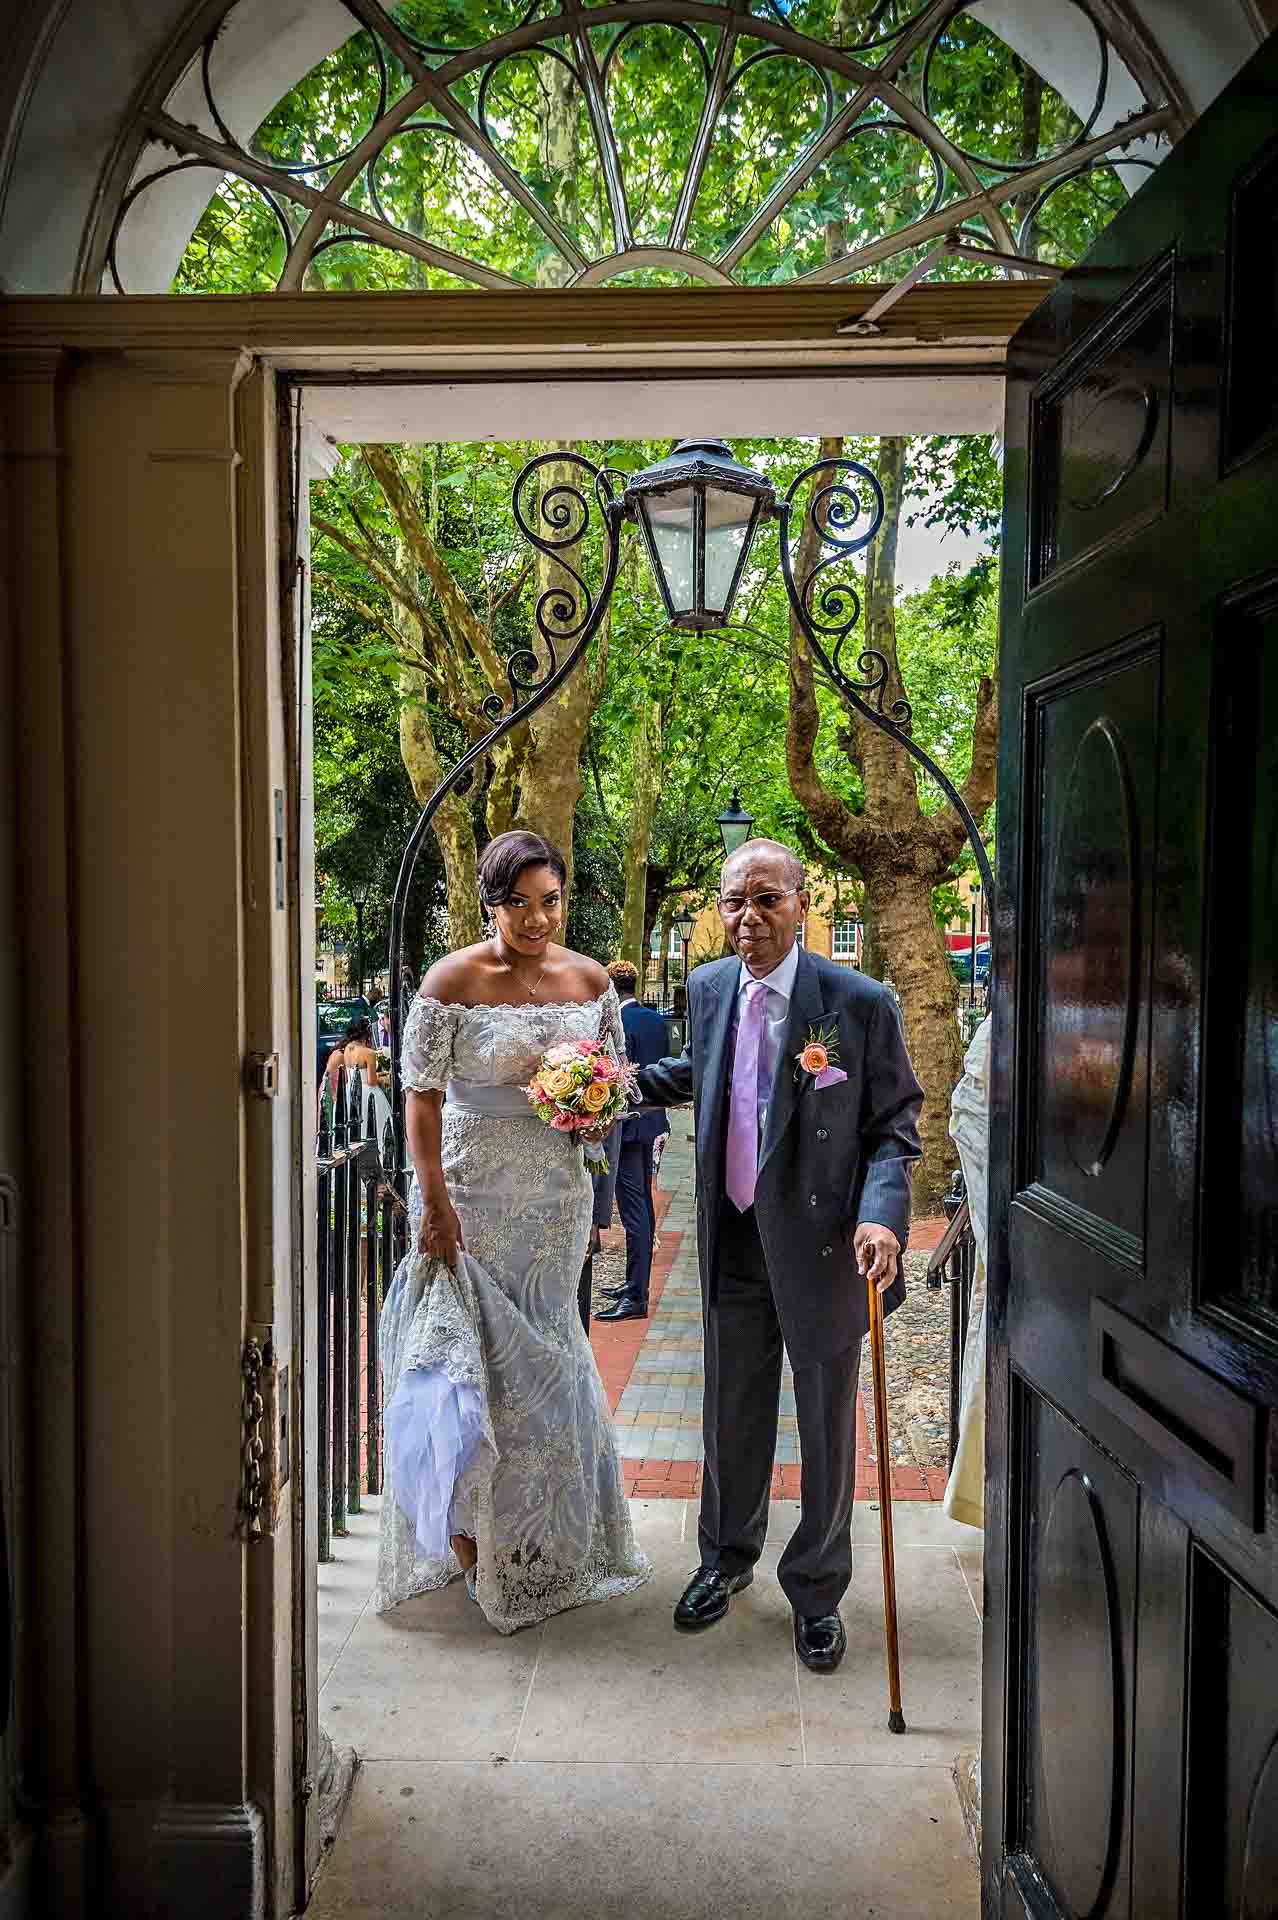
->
<box><xmin>311</xmin><ymin>1499</ymin><xmax>979</xmax><ymax>1920</ymax></box>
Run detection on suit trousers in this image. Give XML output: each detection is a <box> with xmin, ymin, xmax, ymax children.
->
<box><xmin>700</xmin><ymin>1202</ymin><xmax>861</xmax><ymax>1618</ymax></box>
<box><xmin>615</xmin><ymin>1137</ymin><xmax>656</xmax><ymax>1309</ymax></box>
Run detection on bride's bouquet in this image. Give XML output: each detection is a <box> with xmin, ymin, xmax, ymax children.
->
<box><xmin>523</xmin><ymin>1040</ymin><xmax>635</xmax><ymax>1165</ymax></box>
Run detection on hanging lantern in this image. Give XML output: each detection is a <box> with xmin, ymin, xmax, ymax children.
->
<box><xmin>622</xmin><ymin>439</ymin><xmax>778</xmax><ymax>631</ymax></box>
<box><xmin>716</xmin><ymin>788</ymin><xmax>754</xmax><ymax>858</ymax></box>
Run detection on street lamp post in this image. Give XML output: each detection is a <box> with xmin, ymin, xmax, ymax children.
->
<box><xmin>350</xmin><ymin>883</ymin><xmax>369</xmax><ymax>1004</ymax></box>
<box><xmin>969</xmin><ymin>882</ymin><xmax>981</xmax><ymax>1010</ymax></box>
<box><xmin>388</xmin><ymin>439</ymin><xmax>996</xmax><ymax>1175</ymax></box>
<box><xmin>674</xmin><ymin>909</ymin><xmax>696</xmax><ymax>1011</ymax></box>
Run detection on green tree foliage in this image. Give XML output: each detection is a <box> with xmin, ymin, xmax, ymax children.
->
<box><xmin>311</xmin><ymin>426</ymin><xmax>998</xmax><ymax>995</ymax></box>
<box><xmin>311</xmin><ymin>591</ymin><xmax>450</xmax><ymax>985</ymax></box>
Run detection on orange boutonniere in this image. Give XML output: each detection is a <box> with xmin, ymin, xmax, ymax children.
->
<box><xmin>794</xmin><ymin>1022</ymin><xmax>841</xmax><ymax>1082</ymax></box>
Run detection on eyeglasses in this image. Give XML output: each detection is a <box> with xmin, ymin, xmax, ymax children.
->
<box><xmin>716</xmin><ymin>889</ymin><xmax>801</xmax><ymax>915</ymax></box>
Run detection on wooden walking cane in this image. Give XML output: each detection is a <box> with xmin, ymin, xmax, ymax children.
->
<box><xmin>867</xmin><ymin>1269</ymin><xmax>906</xmax><ymax>1734</ymax></box>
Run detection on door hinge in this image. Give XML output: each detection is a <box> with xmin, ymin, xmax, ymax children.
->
<box><xmin>237</xmin><ymin>1324</ymin><xmax>286</xmax><ymax>1542</ymax></box>
<box><xmin>244</xmin><ymin>1051</ymin><xmax>280</xmax><ymax>1098</ymax></box>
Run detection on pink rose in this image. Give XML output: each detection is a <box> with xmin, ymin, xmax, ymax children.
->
<box><xmin>550</xmin><ymin>1112</ymin><xmax>575</xmax><ymax>1131</ymax></box>
<box><xmin>575</xmin><ymin>1040</ymin><xmax>596</xmax><ymax>1057</ymax></box>
<box><xmin>592</xmin><ymin>1056</ymin><xmax>619</xmax><ymax>1081</ymax></box>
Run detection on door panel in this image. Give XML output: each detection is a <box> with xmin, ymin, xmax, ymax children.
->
<box><xmin>988</xmin><ymin>31</ymin><xmax>1278</xmax><ymax>1920</ymax></box>
<box><xmin>1203</xmin><ymin>582</ymin><xmax>1278</xmax><ymax>1345</ymax></box>
<box><xmin>1023</xmin><ymin>633</ymin><xmax>1160</xmax><ymax>1258</ymax></box>
<box><xmin>1007</xmin><ymin>1381</ymin><xmax>1137</xmax><ymax>1920</ymax></box>
<box><xmin>1186</xmin><ymin>1555</ymin><xmax>1278</xmax><ymax>1917</ymax></box>
<box><xmin>1223</xmin><ymin>137</ymin><xmax>1278</xmax><ymax>472</ymax></box>
<box><xmin>1027</xmin><ymin>253</ymin><xmax>1174</xmax><ymax>596</ymax></box>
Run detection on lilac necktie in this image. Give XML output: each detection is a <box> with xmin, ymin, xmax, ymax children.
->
<box><xmin>726</xmin><ymin>979</ymin><xmax>769</xmax><ymax>1212</ymax></box>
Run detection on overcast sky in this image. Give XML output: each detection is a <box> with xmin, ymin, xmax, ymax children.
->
<box><xmin>894</xmin><ymin>514</ymin><xmax>994</xmax><ymax>597</ymax></box>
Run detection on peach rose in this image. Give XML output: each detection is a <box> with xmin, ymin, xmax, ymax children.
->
<box><xmin>581</xmin><ymin>1079</ymin><xmax>610</xmax><ymax>1113</ymax></box>
<box><xmin>799</xmin><ymin>1043</ymin><xmax>829</xmax><ymax>1075</ymax></box>
<box><xmin>544</xmin><ymin>1068</ymin><xmax>573</xmax><ymax>1099</ymax></box>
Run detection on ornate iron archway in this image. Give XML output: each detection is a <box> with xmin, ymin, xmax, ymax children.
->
<box><xmin>97</xmin><ymin>0</ymin><xmax>1175</xmax><ymax>295</ymax></box>
<box><xmin>386</xmin><ymin>442</ymin><xmax>995</xmax><ymax>1176</ymax></box>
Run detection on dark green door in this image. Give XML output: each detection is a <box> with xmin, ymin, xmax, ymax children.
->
<box><xmin>988</xmin><ymin>32</ymin><xmax>1278</xmax><ymax>1920</ymax></box>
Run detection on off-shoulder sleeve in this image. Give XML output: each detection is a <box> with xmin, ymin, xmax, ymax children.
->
<box><xmin>400</xmin><ymin>995</ymin><xmax>457</xmax><ymax>1093</ymax></box>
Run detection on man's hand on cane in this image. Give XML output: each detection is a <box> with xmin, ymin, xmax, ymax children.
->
<box><xmin>854</xmin><ymin>1221</ymin><xmax>901</xmax><ymax>1294</ymax></box>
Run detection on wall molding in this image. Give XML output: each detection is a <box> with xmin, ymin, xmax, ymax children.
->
<box><xmin>0</xmin><ymin>283</ymin><xmax>1050</xmax><ymax>371</ymax></box>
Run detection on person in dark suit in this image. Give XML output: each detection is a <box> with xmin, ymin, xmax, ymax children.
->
<box><xmin>633</xmin><ymin>840</ymin><xmax>922</xmax><ymax>1673</ymax></box>
<box><xmin>595</xmin><ymin>960</ymin><xmax>671</xmax><ymax>1323</ymax></box>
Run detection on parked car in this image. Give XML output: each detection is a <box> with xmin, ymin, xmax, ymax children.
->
<box><xmin>948</xmin><ymin>943</ymin><xmax>991</xmax><ymax>986</ymax></box>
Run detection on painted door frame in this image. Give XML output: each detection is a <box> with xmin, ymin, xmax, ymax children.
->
<box><xmin>2</xmin><ymin>283</ymin><xmax>1042</xmax><ymax>1917</ymax></box>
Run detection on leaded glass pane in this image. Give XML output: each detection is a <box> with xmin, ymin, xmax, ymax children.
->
<box><xmin>99</xmin><ymin>0</ymin><xmax>1173</xmax><ymax>295</ymax></box>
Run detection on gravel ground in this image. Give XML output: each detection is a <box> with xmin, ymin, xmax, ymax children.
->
<box><xmin>589</xmin><ymin>1239</ymin><xmax>628</xmax><ymax>1306</ymax></box>
<box><xmin>869</xmin><ymin>1248</ymin><xmax>952</xmax><ymax>1470</ymax></box>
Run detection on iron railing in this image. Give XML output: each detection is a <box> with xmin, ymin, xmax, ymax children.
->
<box><xmin>315</xmin><ymin>1068</ymin><xmax>407</xmax><ymax>1562</ymax></box>
<box><xmin>927</xmin><ymin>1172</ymin><xmax>978</xmax><ymax>1474</ymax></box>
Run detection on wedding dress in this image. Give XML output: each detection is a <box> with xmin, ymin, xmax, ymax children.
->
<box><xmin>375</xmin><ymin>984</ymin><xmax>650</xmax><ymax>1632</ymax></box>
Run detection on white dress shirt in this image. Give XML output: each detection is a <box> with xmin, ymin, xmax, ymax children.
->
<box><xmin>737</xmin><ymin>940</ymin><xmax>801</xmax><ymax>1138</ymax></box>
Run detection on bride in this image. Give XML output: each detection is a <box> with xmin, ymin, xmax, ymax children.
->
<box><xmin>375</xmin><ymin>828</ymin><xmax>650</xmax><ymax>1632</ymax></box>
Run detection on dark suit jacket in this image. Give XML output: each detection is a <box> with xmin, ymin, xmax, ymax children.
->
<box><xmin>634</xmin><ymin>948</ymin><xmax>923</xmax><ymax>1367</ymax></box>
<box><xmin>618</xmin><ymin>999</ymin><xmax>671</xmax><ymax>1146</ymax></box>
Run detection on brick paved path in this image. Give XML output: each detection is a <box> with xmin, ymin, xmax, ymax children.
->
<box><xmin>590</xmin><ymin>1131</ymin><xmax>950</xmax><ymax>1503</ymax></box>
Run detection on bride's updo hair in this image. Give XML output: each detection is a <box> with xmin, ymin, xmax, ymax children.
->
<box><xmin>478</xmin><ymin>830</ymin><xmax>568</xmax><ymax>910</ymax></box>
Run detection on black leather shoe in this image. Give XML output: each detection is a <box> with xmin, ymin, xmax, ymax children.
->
<box><xmin>594</xmin><ymin>1300</ymin><xmax>647</xmax><ymax>1321</ymax></box>
<box><xmin>794</xmin><ymin>1610</ymin><xmax>847</xmax><ymax>1673</ymax></box>
<box><xmin>673</xmin><ymin>1565</ymin><xmax>753</xmax><ymax>1631</ymax></box>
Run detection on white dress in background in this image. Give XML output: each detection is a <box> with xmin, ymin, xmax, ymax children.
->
<box><xmin>375</xmin><ymin>984</ymin><xmax>650</xmax><ymax>1633</ymax></box>
<box><xmin>942</xmin><ymin>1013</ymin><xmax>992</xmax><ymax>1530</ymax></box>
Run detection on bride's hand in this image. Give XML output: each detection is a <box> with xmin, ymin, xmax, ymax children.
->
<box><xmin>419</xmin><ymin>1183</ymin><xmax>465</xmax><ymax>1269</ymax></box>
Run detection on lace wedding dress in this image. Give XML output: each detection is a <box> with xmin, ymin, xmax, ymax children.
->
<box><xmin>375</xmin><ymin>985</ymin><xmax>650</xmax><ymax>1633</ymax></box>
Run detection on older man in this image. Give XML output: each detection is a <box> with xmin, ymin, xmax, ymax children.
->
<box><xmin>634</xmin><ymin>840</ymin><xmax>922</xmax><ymax>1672</ymax></box>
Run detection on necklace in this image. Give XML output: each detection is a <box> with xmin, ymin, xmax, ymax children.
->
<box><xmin>493</xmin><ymin>940</ymin><xmax>549</xmax><ymax>1000</ymax></box>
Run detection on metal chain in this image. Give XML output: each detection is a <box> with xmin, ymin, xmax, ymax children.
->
<box><xmin>236</xmin><ymin>1335</ymin><xmax>268</xmax><ymax>1542</ymax></box>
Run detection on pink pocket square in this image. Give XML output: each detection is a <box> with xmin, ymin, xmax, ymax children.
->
<box><xmin>813</xmin><ymin>1065</ymin><xmax>847</xmax><ymax>1090</ymax></box>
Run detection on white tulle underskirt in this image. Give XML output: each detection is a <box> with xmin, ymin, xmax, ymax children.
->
<box><xmin>382</xmin><ymin>1363</ymin><xmax>483</xmax><ymax>1563</ymax></box>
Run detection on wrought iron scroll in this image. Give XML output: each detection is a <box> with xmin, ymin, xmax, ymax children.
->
<box><xmin>778</xmin><ymin>456</ymin><xmax>995</xmax><ymax>899</ymax></box>
<box><xmin>387</xmin><ymin>454</ymin><xmax>623</xmax><ymax>1181</ymax></box>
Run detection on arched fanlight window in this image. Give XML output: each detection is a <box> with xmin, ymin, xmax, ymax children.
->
<box><xmin>95</xmin><ymin>0</ymin><xmax>1175</xmax><ymax>297</ymax></box>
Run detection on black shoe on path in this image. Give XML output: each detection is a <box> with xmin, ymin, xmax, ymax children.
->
<box><xmin>673</xmin><ymin>1565</ymin><xmax>753</xmax><ymax>1631</ymax></box>
<box><xmin>594</xmin><ymin>1299</ymin><xmax>647</xmax><ymax>1322</ymax></box>
<box><xmin>794</xmin><ymin>1610</ymin><xmax>847</xmax><ymax>1673</ymax></box>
